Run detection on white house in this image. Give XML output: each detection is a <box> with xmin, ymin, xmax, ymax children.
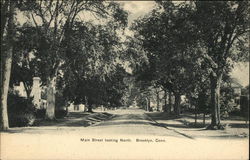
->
<box><xmin>13</xmin><ymin>77</ymin><xmax>46</xmax><ymax>109</ymax></box>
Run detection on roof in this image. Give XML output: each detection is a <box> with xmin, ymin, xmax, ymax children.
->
<box><xmin>230</xmin><ymin>78</ymin><xmax>243</xmax><ymax>88</ymax></box>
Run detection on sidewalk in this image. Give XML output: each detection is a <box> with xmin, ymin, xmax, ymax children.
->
<box><xmin>34</xmin><ymin>111</ymin><xmax>115</xmax><ymax>127</ymax></box>
<box><xmin>146</xmin><ymin>112</ymin><xmax>249</xmax><ymax>139</ymax></box>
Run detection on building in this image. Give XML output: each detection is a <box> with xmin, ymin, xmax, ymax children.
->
<box><xmin>13</xmin><ymin>77</ymin><xmax>46</xmax><ymax>109</ymax></box>
<box><xmin>231</xmin><ymin>78</ymin><xmax>243</xmax><ymax>106</ymax></box>
<box><xmin>230</xmin><ymin>78</ymin><xmax>243</xmax><ymax>95</ymax></box>
<box><xmin>67</xmin><ymin>103</ymin><xmax>86</xmax><ymax>112</ymax></box>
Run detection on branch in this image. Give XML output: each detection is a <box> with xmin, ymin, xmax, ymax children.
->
<box><xmin>31</xmin><ymin>13</ymin><xmax>39</xmax><ymax>29</ymax></box>
<box><xmin>54</xmin><ymin>0</ymin><xmax>59</xmax><ymax>38</ymax></box>
<box><xmin>202</xmin><ymin>52</ymin><xmax>218</xmax><ymax>69</ymax></box>
<box><xmin>224</xmin><ymin>30</ymin><xmax>248</xmax><ymax>60</ymax></box>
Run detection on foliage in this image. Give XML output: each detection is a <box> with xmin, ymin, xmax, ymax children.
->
<box><xmin>130</xmin><ymin>1</ymin><xmax>208</xmax><ymax>114</ymax></box>
<box><xmin>132</xmin><ymin>2</ymin><xmax>207</xmax><ymax>96</ymax></box>
<box><xmin>55</xmin><ymin>110</ymin><xmax>68</xmax><ymax>119</ymax></box>
<box><xmin>7</xmin><ymin>92</ymin><xmax>36</xmax><ymax>127</ymax></box>
<box><xmin>220</xmin><ymin>80</ymin><xmax>235</xmax><ymax>114</ymax></box>
<box><xmin>10</xmin><ymin>0</ymin><xmax>129</xmax><ymax>118</ymax></box>
<box><xmin>35</xmin><ymin>108</ymin><xmax>46</xmax><ymax>119</ymax></box>
<box><xmin>197</xmin><ymin>91</ymin><xmax>211</xmax><ymax>114</ymax></box>
<box><xmin>17</xmin><ymin>0</ymin><xmax>128</xmax><ymax>84</ymax></box>
<box><xmin>53</xmin><ymin>10</ymin><xmax>129</xmax><ymax>109</ymax></box>
<box><xmin>194</xmin><ymin>1</ymin><xmax>249</xmax><ymax>127</ymax></box>
<box><xmin>9</xmin><ymin>24</ymin><xmax>41</xmax><ymax>98</ymax></box>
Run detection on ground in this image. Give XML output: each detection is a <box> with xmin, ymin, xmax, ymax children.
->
<box><xmin>1</xmin><ymin>108</ymin><xmax>249</xmax><ymax>159</ymax></box>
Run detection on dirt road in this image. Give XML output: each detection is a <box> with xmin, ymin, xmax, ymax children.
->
<box><xmin>1</xmin><ymin>108</ymin><xmax>248</xmax><ymax>159</ymax></box>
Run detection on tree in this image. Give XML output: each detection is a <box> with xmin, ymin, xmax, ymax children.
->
<box><xmin>56</xmin><ymin>12</ymin><xmax>128</xmax><ymax>112</ymax></box>
<box><xmin>1</xmin><ymin>0</ymin><xmax>15</xmax><ymax>130</ymax></box>
<box><xmin>131</xmin><ymin>1</ymin><xmax>204</xmax><ymax>116</ymax></box>
<box><xmin>194</xmin><ymin>1</ymin><xmax>249</xmax><ymax>129</ymax></box>
<box><xmin>20</xmin><ymin>0</ymin><xmax>128</xmax><ymax>119</ymax></box>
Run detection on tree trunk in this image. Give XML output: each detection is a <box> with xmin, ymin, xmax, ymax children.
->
<box><xmin>0</xmin><ymin>52</ymin><xmax>12</xmax><ymax>130</ymax></box>
<box><xmin>156</xmin><ymin>90</ymin><xmax>160</xmax><ymax>111</ymax></box>
<box><xmin>145</xmin><ymin>97</ymin><xmax>148</xmax><ymax>111</ymax></box>
<box><xmin>163</xmin><ymin>89</ymin><xmax>168</xmax><ymax>112</ymax></box>
<box><xmin>23</xmin><ymin>82</ymin><xmax>33</xmax><ymax>109</ymax></box>
<box><xmin>0</xmin><ymin>0</ymin><xmax>9</xmax><ymax>41</ymax></box>
<box><xmin>146</xmin><ymin>97</ymin><xmax>150</xmax><ymax>112</ymax></box>
<box><xmin>45</xmin><ymin>77</ymin><xmax>56</xmax><ymax>120</ymax></box>
<box><xmin>23</xmin><ymin>81</ymin><xmax>31</xmax><ymax>99</ymax></box>
<box><xmin>148</xmin><ymin>98</ymin><xmax>151</xmax><ymax>112</ymax></box>
<box><xmin>66</xmin><ymin>106</ymin><xmax>68</xmax><ymax>116</ymax></box>
<box><xmin>203</xmin><ymin>112</ymin><xmax>206</xmax><ymax>126</ymax></box>
<box><xmin>0</xmin><ymin>0</ymin><xmax>14</xmax><ymax>131</ymax></box>
<box><xmin>194</xmin><ymin>105</ymin><xmax>197</xmax><ymax>126</ymax></box>
<box><xmin>87</xmin><ymin>104</ymin><xmax>93</xmax><ymax>113</ymax></box>
<box><xmin>208</xmin><ymin>73</ymin><xmax>223</xmax><ymax>129</ymax></box>
<box><xmin>168</xmin><ymin>91</ymin><xmax>172</xmax><ymax>113</ymax></box>
<box><xmin>174</xmin><ymin>93</ymin><xmax>181</xmax><ymax>116</ymax></box>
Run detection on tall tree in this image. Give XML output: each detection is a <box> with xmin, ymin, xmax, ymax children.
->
<box><xmin>20</xmin><ymin>0</ymin><xmax>127</xmax><ymax>119</ymax></box>
<box><xmin>194</xmin><ymin>1</ymin><xmax>249</xmax><ymax>129</ymax></box>
<box><xmin>57</xmin><ymin>14</ymin><xmax>128</xmax><ymax>112</ymax></box>
<box><xmin>0</xmin><ymin>0</ymin><xmax>15</xmax><ymax>130</ymax></box>
<box><xmin>132</xmin><ymin>1</ymin><xmax>203</xmax><ymax>116</ymax></box>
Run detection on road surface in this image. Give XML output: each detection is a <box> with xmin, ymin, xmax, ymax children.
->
<box><xmin>90</xmin><ymin>108</ymin><xmax>192</xmax><ymax>138</ymax></box>
<box><xmin>1</xmin><ymin>108</ymin><xmax>190</xmax><ymax>138</ymax></box>
<box><xmin>1</xmin><ymin>108</ymin><xmax>248</xmax><ymax>160</ymax></box>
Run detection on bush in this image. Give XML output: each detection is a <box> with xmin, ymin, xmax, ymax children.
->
<box><xmin>9</xmin><ymin>113</ymin><xmax>36</xmax><ymax>127</ymax></box>
<box><xmin>55</xmin><ymin>109</ymin><xmax>68</xmax><ymax>119</ymax></box>
<box><xmin>34</xmin><ymin>108</ymin><xmax>68</xmax><ymax>119</ymax></box>
<box><xmin>35</xmin><ymin>108</ymin><xmax>46</xmax><ymax>119</ymax></box>
<box><xmin>229</xmin><ymin>109</ymin><xmax>242</xmax><ymax>116</ymax></box>
<box><xmin>7</xmin><ymin>93</ymin><xmax>36</xmax><ymax>127</ymax></box>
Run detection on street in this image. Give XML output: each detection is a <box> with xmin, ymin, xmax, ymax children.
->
<box><xmin>1</xmin><ymin>109</ymin><xmax>187</xmax><ymax>137</ymax></box>
<box><xmin>1</xmin><ymin>108</ymin><xmax>249</xmax><ymax>159</ymax></box>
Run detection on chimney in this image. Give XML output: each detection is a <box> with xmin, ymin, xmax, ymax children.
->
<box><xmin>31</xmin><ymin>77</ymin><xmax>41</xmax><ymax>109</ymax></box>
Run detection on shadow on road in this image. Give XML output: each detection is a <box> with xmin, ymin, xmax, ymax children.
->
<box><xmin>145</xmin><ymin>112</ymin><xmax>180</xmax><ymax>120</ymax></box>
<box><xmin>3</xmin><ymin>112</ymin><xmax>115</xmax><ymax>134</ymax></box>
<box><xmin>93</xmin><ymin>120</ymin><xmax>155</xmax><ymax>127</ymax></box>
<box><xmin>229</xmin><ymin>123</ymin><xmax>249</xmax><ymax>128</ymax></box>
<box><xmin>35</xmin><ymin>112</ymin><xmax>114</xmax><ymax>127</ymax></box>
<box><xmin>146</xmin><ymin>111</ymin><xmax>249</xmax><ymax>139</ymax></box>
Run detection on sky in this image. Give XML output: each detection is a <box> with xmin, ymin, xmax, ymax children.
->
<box><xmin>118</xmin><ymin>1</ymin><xmax>156</xmax><ymax>25</ymax></box>
<box><xmin>119</xmin><ymin>1</ymin><xmax>249</xmax><ymax>87</ymax></box>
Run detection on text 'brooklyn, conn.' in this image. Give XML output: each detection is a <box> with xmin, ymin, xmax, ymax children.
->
<box><xmin>80</xmin><ymin>138</ymin><xmax>166</xmax><ymax>143</ymax></box>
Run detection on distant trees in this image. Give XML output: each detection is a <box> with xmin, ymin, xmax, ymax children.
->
<box><xmin>131</xmin><ymin>1</ymin><xmax>249</xmax><ymax>128</ymax></box>
<box><xmin>57</xmin><ymin>15</ymin><xmax>128</xmax><ymax>112</ymax></box>
<box><xmin>132</xmin><ymin>1</ymin><xmax>204</xmax><ymax>116</ymax></box>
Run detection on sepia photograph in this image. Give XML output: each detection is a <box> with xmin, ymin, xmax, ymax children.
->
<box><xmin>0</xmin><ymin>0</ymin><xmax>249</xmax><ymax>159</ymax></box>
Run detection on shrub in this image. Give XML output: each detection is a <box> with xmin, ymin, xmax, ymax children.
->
<box><xmin>7</xmin><ymin>93</ymin><xmax>36</xmax><ymax>127</ymax></box>
<box><xmin>229</xmin><ymin>108</ymin><xmax>242</xmax><ymax>116</ymax></box>
<box><xmin>55</xmin><ymin>109</ymin><xmax>68</xmax><ymax>119</ymax></box>
<box><xmin>34</xmin><ymin>108</ymin><xmax>68</xmax><ymax>119</ymax></box>
<box><xmin>35</xmin><ymin>108</ymin><xmax>46</xmax><ymax>119</ymax></box>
